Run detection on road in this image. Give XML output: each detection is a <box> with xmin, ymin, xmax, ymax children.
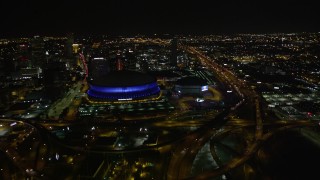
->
<box><xmin>166</xmin><ymin>45</ymin><xmax>317</xmax><ymax>179</ymax></box>
<box><xmin>47</xmin><ymin>82</ymin><xmax>83</xmax><ymax>120</ymax></box>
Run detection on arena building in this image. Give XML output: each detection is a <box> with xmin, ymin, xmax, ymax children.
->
<box><xmin>87</xmin><ymin>71</ymin><xmax>160</xmax><ymax>101</ymax></box>
<box><xmin>175</xmin><ymin>76</ymin><xmax>208</xmax><ymax>95</ymax></box>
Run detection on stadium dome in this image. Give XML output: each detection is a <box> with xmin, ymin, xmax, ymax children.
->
<box><xmin>175</xmin><ymin>76</ymin><xmax>208</xmax><ymax>95</ymax></box>
<box><xmin>87</xmin><ymin>71</ymin><xmax>160</xmax><ymax>100</ymax></box>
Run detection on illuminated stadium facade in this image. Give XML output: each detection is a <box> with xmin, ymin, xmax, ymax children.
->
<box><xmin>87</xmin><ymin>71</ymin><xmax>160</xmax><ymax>101</ymax></box>
<box><xmin>175</xmin><ymin>76</ymin><xmax>208</xmax><ymax>95</ymax></box>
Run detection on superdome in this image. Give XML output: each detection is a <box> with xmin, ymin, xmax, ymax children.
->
<box><xmin>87</xmin><ymin>71</ymin><xmax>160</xmax><ymax>100</ymax></box>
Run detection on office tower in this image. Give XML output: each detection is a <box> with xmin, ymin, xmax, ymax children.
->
<box><xmin>31</xmin><ymin>36</ymin><xmax>46</xmax><ymax>68</ymax></box>
<box><xmin>124</xmin><ymin>49</ymin><xmax>137</xmax><ymax>71</ymax></box>
<box><xmin>88</xmin><ymin>57</ymin><xmax>110</xmax><ymax>81</ymax></box>
<box><xmin>65</xmin><ymin>33</ymin><xmax>74</xmax><ymax>58</ymax></box>
<box><xmin>113</xmin><ymin>52</ymin><xmax>123</xmax><ymax>71</ymax></box>
<box><xmin>15</xmin><ymin>43</ymin><xmax>30</xmax><ymax>69</ymax></box>
<box><xmin>43</xmin><ymin>61</ymin><xmax>68</xmax><ymax>100</ymax></box>
<box><xmin>170</xmin><ymin>38</ymin><xmax>178</xmax><ymax>67</ymax></box>
<box><xmin>116</xmin><ymin>57</ymin><xmax>123</xmax><ymax>71</ymax></box>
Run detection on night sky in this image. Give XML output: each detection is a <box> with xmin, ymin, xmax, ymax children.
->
<box><xmin>1</xmin><ymin>0</ymin><xmax>320</xmax><ymax>37</ymax></box>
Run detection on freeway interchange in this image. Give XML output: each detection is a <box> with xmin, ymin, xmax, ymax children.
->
<box><xmin>165</xmin><ymin>45</ymin><xmax>318</xmax><ymax>179</ymax></box>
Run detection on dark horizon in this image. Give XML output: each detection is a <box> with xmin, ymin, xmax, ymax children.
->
<box><xmin>3</xmin><ymin>31</ymin><xmax>320</xmax><ymax>40</ymax></box>
<box><xmin>1</xmin><ymin>0</ymin><xmax>320</xmax><ymax>38</ymax></box>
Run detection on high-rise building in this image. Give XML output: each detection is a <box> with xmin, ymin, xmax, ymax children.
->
<box><xmin>43</xmin><ymin>61</ymin><xmax>69</xmax><ymax>100</ymax></box>
<box><xmin>15</xmin><ymin>43</ymin><xmax>30</xmax><ymax>69</ymax></box>
<box><xmin>65</xmin><ymin>33</ymin><xmax>74</xmax><ymax>58</ymax></box>
<box><xmin>170</xmin><ymin>38</ymin><xmax>178</xmax><ymax>67</ymax></box>
<box><xmin>111</xmin><ymin>50</ymin><xmax>137</xmax><ymax>71</ymax></box>
<box><xmin>116</xmin><ymin>57</ymin><xmax>123</xmax><ymax>71</ymax></box>
<box><xmin>111</xmin><ymin>51</ymin><xmax>123</xmax><ymax>71</ymax></box>
<box><xmin>124</xmin><ymin>49</ymin><xmax>137</xmax><ymax>71</ymax></box>
<box><xmin>31</xmin><ymin>36</ymin><xmax>46</xmax><ymax>68</ymax></box>
<box><xmin>64</xmin><ymin>33</ymin><xmax>77</xmax><ymax>69</ymax></box>
<box><xmin>88</xmin><ymin>57</ymin><xmax>110</xmax><ymax>81</ymax></box>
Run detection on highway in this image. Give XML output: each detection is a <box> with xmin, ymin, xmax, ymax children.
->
<box><xmin>47</xmin><ymin>82</ymin><xmax>83</xmax><ymax>120</ymax></box>
<box><xmin>166</xmin><ymin>45</ymin><xmax>318</xmax><ymax>179</ymax></box>
<box><xmin>0</xmin><ymin>120</ymin><xmax>46</xmax><ymax>178</ymax></box>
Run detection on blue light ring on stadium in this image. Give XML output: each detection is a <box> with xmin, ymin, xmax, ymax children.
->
<box><xmin>87</xmin><ymin>86</ymin><xmax>160</xmax><ymax>97</ymax></box>
<box><xmin>89</xmin><ymin>82</ymin><xmax>158</xmax><ymax>93</ymax></box>
<box><xmin>87</xmin><ymin>85</ymin><xmax>160</xmax><ymax>99</ymax></box>
<box><xmin>88</xmin><ymin>86</ymin><xmax>159</xmax><ymax>95</ymax></box>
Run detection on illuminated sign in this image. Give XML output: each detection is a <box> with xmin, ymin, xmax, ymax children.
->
<box><xmin>201</xmin><ymin>85</ymin><xmax>208</xmax><ymax>91</ymax></box>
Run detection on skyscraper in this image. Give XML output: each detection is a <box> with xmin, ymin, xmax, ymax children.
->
<box><xmin>124</xmin><ymin>49</ymin><xmax>136</xmax><ymax>71</ymax></box>
<box><xmin>170</xmin><ymin>38</ymin><xmax>178</xmax><ymax>67</ymax></box>
<box><xmin>15</xmin><ymin>43</ymin><xmax>30</xmax><ymax>69</ymax></box>
<box><xmin>65</xmin><ymin>33</ymin><xmax>74</xmax><ymax>58</ymax></box>
<box><xmin>64</xmin><ymin>33</ymin><xmax>77</xmax><ymax>69</ymax></box>
<box><xmin>31</xmin><ymin>36</ymin><xmax>46</xmax><ymax>68</ymax></box>
<box><xmin>116</xmin><ymin>57</ymin><xmax>123</xmax><ymax>71</ymax></box>
<box><xmin>43</xmin><ymin>61</ymin><xmax>69</xmax><ymax>100</ymax></box>
<box><xmin>88</xmin><ymin>57</ymin><xmax>110</xmax><ymax>81</ymax></box>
